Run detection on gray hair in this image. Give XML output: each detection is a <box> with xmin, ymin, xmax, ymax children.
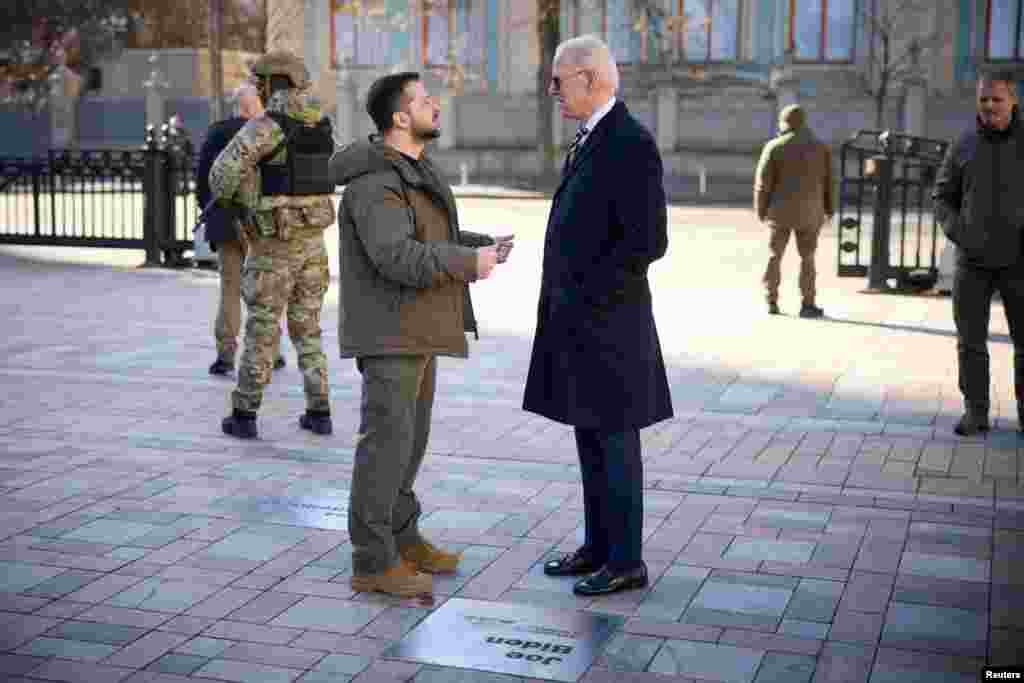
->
<box><xmin>554</xmin><ymin>34</ymin><xmax>620</xmax><ymax>93</ymax></box>
<box><xmin>231</xmin><ymin>82</ymin><xmax>261</xmax><ymax>116</ymax></box>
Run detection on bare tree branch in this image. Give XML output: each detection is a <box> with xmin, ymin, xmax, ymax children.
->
<box><xmin>856</xmin><ymin>0</ymin><xmax>933</xmax><ymax>129</ymax></box>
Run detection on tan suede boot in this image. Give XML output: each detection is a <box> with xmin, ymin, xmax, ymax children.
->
<box><xmin>400</xmin><ymin>539</ymin><xmax>462</xmax><ymax>574</ymax></box>
<box><xmin>350</xmin><ymin>562</ymin><xmax>432</xmax><ymax>597</ymax></box>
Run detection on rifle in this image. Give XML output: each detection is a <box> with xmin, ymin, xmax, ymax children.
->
<box><xmin>193</xmin><ymin>200</ymin><xmax>252</xmax><ymax>236</ymax></box>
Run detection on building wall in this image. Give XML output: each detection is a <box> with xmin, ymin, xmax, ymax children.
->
<box><xmin>0</xmin><ymin>0</ymin><xmax>1009</xmax><ymax>184</ymax></box>
<box><xmin>95</xmin><ymin>49</ymin><xmax>259</xmax><ymax>98</ymax></box>
<box><xmin>0</xmin><ymin>107</ymin><xmax>51</xmax><ymax>157</ymax></box>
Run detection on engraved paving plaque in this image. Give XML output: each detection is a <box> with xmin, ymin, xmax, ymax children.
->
<box><xmin>212</xmin><ymin>495</ymin><xmax>348</xmax><ymax>530</ymax></box>
<box><xmin>385</xmin><ymin>598</ymin><xmax>624</xmax><ymax>682</ymax></box>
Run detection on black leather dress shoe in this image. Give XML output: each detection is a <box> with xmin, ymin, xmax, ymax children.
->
<box><xmin>543</xmin><ymin>548</ymin><xmax>601</xmax><ymax>576</ymax></box>
<box><xmin>572</xmin><ymin>564</ymin><xmax>648</xmax><ymax>596</ymax></box>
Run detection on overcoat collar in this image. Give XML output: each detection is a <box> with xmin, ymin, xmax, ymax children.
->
<box><xmin>554</xmin><ymin>100</ymin><xmax>627</xmax><ymax>199</ymax></box>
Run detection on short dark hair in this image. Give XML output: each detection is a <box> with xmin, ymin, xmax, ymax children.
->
<box><xmin>978</xmin><ymin>68</ymin><xmax>1019</xmax><ymax>99</ymax></box>
<box><xmin>366</xmin><ymin>72</ymin><xmax>420</xmax><ymax>133</ymax></box>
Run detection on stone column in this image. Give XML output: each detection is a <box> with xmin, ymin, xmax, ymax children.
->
<box><xmin>302</xmin><ymin>0</ymin><xmax>323</xmax><ymax>79</ymax></box>
<box><xmin>439</xmin><ymin>91</ymin><xmax>456</xmax><ymax>150</ymax></box>
<box><xmin>266</xmin><ymin>0</ymin><xmax>304</xmax><ymax>54</ymax></box>
<box><xmin>49</xmin><ymin>67</ymin><xmax>76</xmax><ymax>149</ymax></box>
<box><xmin>902</xmin><ymin>42</ymin><xmax>928</xmax><ymax>137</ymax></box>
<box><xmin>654</xmin><ymin>85</ymin><xmax>678</xmax><ymax>153</ymax></box>
<box><xmin>302</xmin><ymin>0</ymin><xmax>335</xmax><ymax>112</ymax></box>
<box><xmin>773</xmin><ymin>72</ymin><xmax>799</xmax><ymax>111</ymax></box>
<box><xmin>333</xmin><ymin>67</ymin><xmax>357</xmax><ymax>146</ymax></box>
<box><xmin>903</xmin><ymin>76</ymin><xmax>926</xmax><ymax>134</ymax></box>
<box><xmin>770</xmin><ymin>54</ymin><xmax>799</xmax><ymax>119</ymax></box>
<box><xmin>551</xmin><ymin>104</ymin><xmax>564</xmax><ymax>149</ymax></box>
<box><xmin>142</xmin><ymin>53</ymin><xmax>168</xmax><ymax>131</ymax></box>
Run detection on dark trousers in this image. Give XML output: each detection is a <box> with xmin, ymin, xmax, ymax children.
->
<box><xmin>574</xmin><ymin>426</ymin><xmax>643</xmax><ymax>571</ymax></box>
<box><xmin>348</xmin><ymin>355</ymin><xmax>435</xmax><ymax>575</ymax></box>
<box><xmin>953</xmin><ymin>260</ymin><xmax>1024</xmax><ymax>413</ymax></box>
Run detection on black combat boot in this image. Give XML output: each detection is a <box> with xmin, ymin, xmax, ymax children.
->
<box><xmin>222</xmin><ymin>410</ymin><xmax>258</xmax><ymax>439</ymax></box>
<box><xmin>799</xmin><ymin>303</ymin><xmax>825</xmax><ymax>319</ymax></box>
<box><xmin>299</xmin><ymin>410</ymin><xmax>332</xmax><ymax>435</ymax></box>
<box><xmin>954</xmin><ymin>404</ymin><xmax>990</xmax><ymax>436</ymax></box>
<box><xmin>209</xmin><ymin>357</ymin><xmax>234</xmax><ymax>375</ymax></box>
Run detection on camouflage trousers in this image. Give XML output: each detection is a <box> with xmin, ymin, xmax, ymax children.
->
<box><xmin>232</xmin><ymin>228</ymin><xmax>330</xmax><ymax>414</ymax></box>
<box><xmin>215</xmin><ymin>237</ymin><xmax>281</xmax><ymax>362</ymax></box>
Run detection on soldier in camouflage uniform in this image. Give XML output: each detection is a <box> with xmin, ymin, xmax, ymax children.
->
<box><xmin>210</xmin><ymin>50</ymin><xmax>334</xmax><ymax>439</ymax></box>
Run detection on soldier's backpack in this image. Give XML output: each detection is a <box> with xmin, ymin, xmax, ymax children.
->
<box><xmin>259</xmin><ymin>112</ymin><xmax>334</xmax><ymax>196</ymax></box>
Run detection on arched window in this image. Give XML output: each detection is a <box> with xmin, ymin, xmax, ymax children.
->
<box><xmin>330</xmin><ymin>0</ymin><xmax>489</xmax><ymax>91</ymax></box>
<box><xmin>561</xmin><ymin>0</ymin><xmax>742</xmax><ymax>64</ymax></box>
<box><xmin>331</xmin><ymin>0</ymin><xmax>408</xmax><ymax>67</ymax></box>
<box><xmin>987</xmin><ymin>0</ymin><xmax>1024</xmax><ymax>60</ymax></box>
<box><xmin>680</xmin><ymin>0</ymin><xmax>740</xmax><ymax>62</ymax></box>
<box><xmin>787</xmin><ymin>0</ymin><xmax>856</xmax><ymax>62</ymax></box>
<box><xmin>421</xmin><ymin>1</ymin><xmax>486</xmax><ymax>70</ymax></box>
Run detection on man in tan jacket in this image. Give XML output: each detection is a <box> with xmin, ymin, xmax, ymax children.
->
<box><xmin>754</xmin><ymin>104</ymin><xmax>834</xmax><ymax>318</ymax></box>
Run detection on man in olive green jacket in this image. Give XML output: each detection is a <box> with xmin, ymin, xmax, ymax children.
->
<box><xmin>330</xmin><ymin>72</ymin><xmax>513</xmax><ymax>598</ymax></box>
<box><xmin>754</xmin><ymin>104</ymin><xmax>834</xmax><ymax>318</ymax></box>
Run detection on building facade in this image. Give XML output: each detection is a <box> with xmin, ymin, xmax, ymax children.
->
<box><xmin>6</xmin><ymin>1</ymin><xmax>1022</xmax><ymax>191</ymax></box>
<box><xmin>268</xmin><ymin>0</ymin><xmax>1014</xmax><ymax>189</ymax></box>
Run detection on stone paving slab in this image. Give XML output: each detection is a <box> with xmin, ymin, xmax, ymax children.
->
<box><xmin>2</xmin><ymin>202</ymin><xmax>1023</xmax><ymax>681</ymax></box>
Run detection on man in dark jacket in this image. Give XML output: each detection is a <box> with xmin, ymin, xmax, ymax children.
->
<box><xmin>524</xmin><ymin>36</ymin><xmax>672</xmax><ymax>596</ymax></box>
<box><xmin>330</xmin><ymin>72</ymin><xmax>513</xmax><ymax>597</ymax></box>
<box><xmin>934</xmin><ymin>70</ymin><xmax>1024</xmax><ymax>436</ymax></box>
<box><xmin>195</xmin><ymin>83</ymin><xmax>283</xmax><ymax>376</ymax></box>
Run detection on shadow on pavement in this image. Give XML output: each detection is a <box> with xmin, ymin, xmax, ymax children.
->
<box><xmin>823</xmin><ymin>315</ymin><xmax>1011</xmax><ymax>344</ymax></box>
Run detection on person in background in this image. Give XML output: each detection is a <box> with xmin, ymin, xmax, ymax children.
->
<box><xmin>754</xmin><ymin>104</ymin><xmax>834</xmax><ymax>318</ymax></box>
<box><xmin>210</xmin><ymin>51</ymin><xmax>335</xmax><ymax>440</ymax></box>
<box><xmin>933</xmin><ymin>69</ymin><xmax>1024</xmax><ymax>436</ymax></box>
<box><xmin>196</xmin><ymin>82</ymin><xmax>285</xmax><ymax>377</ymax></box>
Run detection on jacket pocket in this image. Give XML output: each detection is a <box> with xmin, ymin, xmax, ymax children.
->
<box><xmin>956</xmin><ymin>203</ymin><xmax>986</xmax><ymax>254</ymax></box>
<box><xmin>273</xmin><ymin>204</ymin><xmax>336</xmax><ymax>232</ymax></box>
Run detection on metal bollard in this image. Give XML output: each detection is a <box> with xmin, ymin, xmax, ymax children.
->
<box><xmin>142</xmin><ymin>125</ymin><xmax>163</xmax><ymax>267</ymax></box>
<box><xmin>866</xmin><ymin>133</ymin><xmax>894</xmax><ymax>290</ymax></box>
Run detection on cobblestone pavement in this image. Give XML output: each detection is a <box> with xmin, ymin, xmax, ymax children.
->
<box><xmin>0</xmin><ymin>199</ymin><xmax>1021</xmax><ymax>682</ymax></box>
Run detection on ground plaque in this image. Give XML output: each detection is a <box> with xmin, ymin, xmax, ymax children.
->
<box><xmin>385</xmin><ymin>598</ymin><xmax>624</xmax><ymax>682</ymax></box>
<box><xmin>212</xmin><ymin>495</ymin><xmax>348</xmax><ymax>530</ymax></box>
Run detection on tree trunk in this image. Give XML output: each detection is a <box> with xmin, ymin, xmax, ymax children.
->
<box><xmin>209</xmin><ymin>0</ymin><xmax>224</xmax><ymax>121</ymax></box>
<box><xmin>874</xmin><ymin>87</ymin><xmax>885</xmax><ymax>130</ymax></box>
<box><xmin>536</xmin><ymin>0</ymin><xmax>560</xmax><ymax>187</ymax></box>
<box><xmin>874</xmin><ymin>34</ymin><xmax>890</xmax><ymax>130</ymax></box>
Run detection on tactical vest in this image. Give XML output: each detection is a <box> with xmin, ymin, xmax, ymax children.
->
<box><xmin>260</xmin><ymin>112</ymin><xmax>334</xmax><ymax>196</ymax></box>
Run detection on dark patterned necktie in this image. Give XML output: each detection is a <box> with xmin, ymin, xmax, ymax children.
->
<box><xmin>567</xmin><ymin>126</ymin><xmax>589</xmax><ymax>167</ymax></box>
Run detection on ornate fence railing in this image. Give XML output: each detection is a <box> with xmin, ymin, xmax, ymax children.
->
<box><xmin>0</xmin><ymin>123</ymin><xmax>197</xmax><ymax>266</ymax></box>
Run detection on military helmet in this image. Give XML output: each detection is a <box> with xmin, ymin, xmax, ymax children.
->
<box><xmin>250</xmin><ymin>50</ymin><xmax>311</xmax><ymax>90</ymax></box>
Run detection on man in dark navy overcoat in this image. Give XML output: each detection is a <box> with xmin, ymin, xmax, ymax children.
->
<box><xmin>524</xmin><ymin>34</ymin><xmax>673</xmax><ymax>596</ymax></box>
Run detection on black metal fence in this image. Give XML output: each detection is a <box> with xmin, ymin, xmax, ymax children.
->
<box><xmin>0</xmin><ymin>121</ymin><xmax>197</xmax><ymax>266</ymax></box>
<box><xmin>837</xmin><ymin>130</ymin><xmax>950</xmax><ymax>289</ymax></box>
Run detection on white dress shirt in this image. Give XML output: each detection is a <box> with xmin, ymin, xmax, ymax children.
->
<box><xmin>577</xmin><ymin>96</ymin><xmax>617</xmax><ymax>148</ymax></box>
